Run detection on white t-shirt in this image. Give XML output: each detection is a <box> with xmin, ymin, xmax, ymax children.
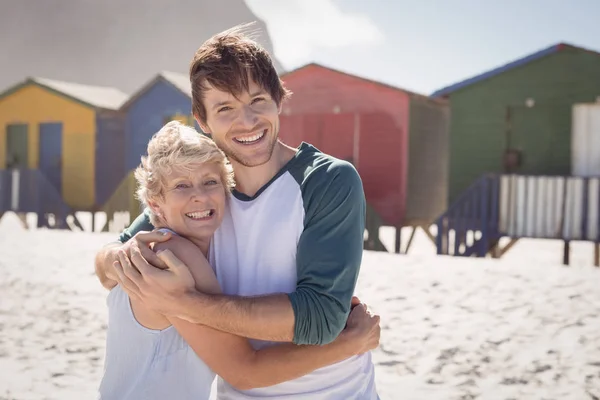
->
<box><xmin>210</xmin><ymin>143</ymin><xmax>378</xmax><ymax>399</ymax></box>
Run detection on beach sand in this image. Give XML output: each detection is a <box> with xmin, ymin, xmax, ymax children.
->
<box><xmin>0</xmin><ymin>213</ymin><xmax>599</xmax><ymax>399</ymax></box>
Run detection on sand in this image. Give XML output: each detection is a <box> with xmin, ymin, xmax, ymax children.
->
<box><xmin>0</xmin><ymin>213</ymin><xmax>599</xmax><ymax>400</ymax></box>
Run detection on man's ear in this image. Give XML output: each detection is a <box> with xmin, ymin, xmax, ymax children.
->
<box><xmin>194</xmin><ymin>114</ymin><xmax>211</xmax><ymax>136</ymax></box>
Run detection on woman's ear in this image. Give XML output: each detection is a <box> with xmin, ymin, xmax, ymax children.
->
<box><xmin>148</xmin><ymin>200</ymin><xmax>163</xmax><ymax>220</ymax></box>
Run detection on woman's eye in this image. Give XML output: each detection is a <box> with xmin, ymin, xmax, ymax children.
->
<box><xmin>175</xmin><ymin>183</ymin><xmax>190</xmax><ymax>189</ymax></box>
<box><xmin>252</xmin><ymin>97</ymin><xmax>265</xmax><ymax>104</ymax></box>
<box><xmin>205</xmin><ymin>179</ymin><xmax>218</xmax><ymax>185</ymax></box>
<box><xmin>218</xmin><ymin>106</ymin><xmax>232</xmax><ymax>113</ymax></box>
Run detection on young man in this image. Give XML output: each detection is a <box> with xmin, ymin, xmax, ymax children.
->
<box><xmin>95</xmin><ymin>24</ymin><xmax>379</xmax><ymax>399</ymax></box>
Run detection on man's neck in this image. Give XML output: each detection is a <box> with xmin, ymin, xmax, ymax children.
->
<box><xmin>232</xmin><ymin>141</ymin><xmax>296</xmax><ymax>198</ymax></box>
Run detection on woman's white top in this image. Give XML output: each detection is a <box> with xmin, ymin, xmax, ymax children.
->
<box><xmin>98</xmin><ymin>228</ymin><xmax>216</xmax><ymax>400</ymax></box>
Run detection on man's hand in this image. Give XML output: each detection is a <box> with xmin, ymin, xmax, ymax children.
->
<box><xmin>341</xmin><ymin>303</ymin><xmax>381</xmax><ymax>355</ymax></box>
<box><xmin>113</xmin><ymin>247</ymin><xmax>196</xmax><ymax>316</ymax></box>
<box><xmin>124</xmin><ymin>230</ymin><xmax>173</xmax><ymax>269</ymax></box>
<box><xmin>95</xmin><ymin>230</ymin><xmax>172</xmax><ymax>289</ymax></box>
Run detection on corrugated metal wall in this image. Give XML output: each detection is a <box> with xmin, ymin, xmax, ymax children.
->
<box><xmin>447</xmin><ymin>48</ymin><xmax>600</xmax><ymax>204</ymax></box>
<box><xmin>124</xmin><ymin>80</ymin><xmax>193</xmax><ymax>171</ymax></box>
<box><xmin>0</xmin><ymin>83</ymin><xmax>96</xmax><ymax>209</ymax></box>
<box><xmin>405</xmin><ymin>97</ymin><xmax>450</xmax><ymax>223</ymax></box>
<box><xmin>499</xmin><ymin>175</ymin><xmax>600</xmax><ymax>241</ymax></box>
<box><xmin>95</xmin><ymin>110</ymin><xmax>126</xmax><ymax>206</ymax></box>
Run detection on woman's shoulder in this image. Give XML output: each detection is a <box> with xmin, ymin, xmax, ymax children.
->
<box><xmin>152</xmin><ymin>233</ymin><xmax>201</xmax><ymax>256</ymax></box>
<box><xmin>152</xmin><ymin>231</ymin><xmax>220</xmax><ymax>294</ymax></box>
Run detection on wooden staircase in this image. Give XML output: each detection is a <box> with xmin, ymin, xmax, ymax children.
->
<box><xmin>435</xmin><ymin>174</ymin><xmax>502</xmax><ymax>257</ymax></box>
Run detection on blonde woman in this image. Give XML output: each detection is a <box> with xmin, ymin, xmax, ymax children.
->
<box><xmin>98</xmin><ymin>121</ymin><xmax>380</xmax><ymax>400</ymax></box>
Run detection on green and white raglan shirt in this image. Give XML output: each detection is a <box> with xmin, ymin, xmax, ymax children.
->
<box><xmin>119</xmin><ymin>142</ymin><xmax>378</xmax><ymax>400</ymax></box>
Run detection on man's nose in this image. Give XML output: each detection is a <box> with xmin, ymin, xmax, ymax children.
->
<box><xmin>238</xmin><ymin>104</ymin><xmax>257</xmax><ymax>128</ymax></box>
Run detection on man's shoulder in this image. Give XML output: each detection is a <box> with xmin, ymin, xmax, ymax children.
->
<box><xmin>118</xmin><ymin>208</ymin><xmax>155</xmax><ymax>243</ymax></box>
<box><xmin>287</xmin><ymin>143</ymin><xmax>364</xmax><ymax>216</ymax></box>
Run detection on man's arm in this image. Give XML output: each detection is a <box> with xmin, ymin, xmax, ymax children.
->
<box><xmin>94</xmin><ymin>242</ymin><xmax>122</xmax><ymax>290</ymax></box>
<box><xmin>120</xmin><ymin>161</ymin><xmax>366</xmax><ymax>345</ymax></box>
<box><xmin>150</xmin><ymin>236</ymin><xmax>378</xmax><ymax>390</ymax></box>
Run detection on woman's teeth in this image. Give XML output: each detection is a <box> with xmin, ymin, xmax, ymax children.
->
<box><xmin>186</xmin><ymin>210</ymin><xmax>212</xmax><ymax>219</ymax></box>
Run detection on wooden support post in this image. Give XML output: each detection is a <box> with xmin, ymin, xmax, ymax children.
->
<box><xmin>71</xmin><ymin>213</ymin><xmax>85</xmax><ymax>231</ymax></box>
<box><xmin>594</xmin><ymin>243</ymin><xmax>599</xmax><ymax>267</ymax></box>
<box><xmin>17</xmin><ymin>212</ymin><xmax>29</xmax><ymax>229</ymax></box>
<box><xmin>395</xmin><ymin>226</ymin><xmax>402</xmax><ymax>254</ymax></box>
<box><xmin>421</xmin><ymin>225</ymin><xmax>437</xmax><ymax>246</ymax></box>
<box><xmin>563</xmin><ymin>240</ymin><xmax>570</xmax><ymax>266</ymax></box>
<box><xmin>404</xmin><ymin>226</ymin><xmax>417</xmax><ymax>254</ymax></box>
<box><xmin>36</xmin><ymin>212</ymin><xmax>45</xmax><ymax>228</ymax></box>
<box><xmin>493</xmin><ymin>238</ymin><xmax>519</xmax><ymax>258</ymax></box>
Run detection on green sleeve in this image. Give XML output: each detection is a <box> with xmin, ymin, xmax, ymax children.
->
<box><xmin>287</xmin><ymin>160</ymin><xmax>366</xmax><ymax>345</ymax></box>
<box><xmin>117</xmin><ymin>208</ymin><xmax>155</xmax><ymax>243</ymax></box>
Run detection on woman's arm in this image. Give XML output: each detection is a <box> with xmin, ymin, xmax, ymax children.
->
<box><xmin>153</xmin><ymin>236</ymin><xmax>379</xmax><ymax>391</ymax></box>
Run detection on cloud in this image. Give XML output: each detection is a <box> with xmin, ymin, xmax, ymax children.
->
<box><xmin>245</xmin><ymin>0</ymin><xmax>385</xmax><ymax>67</ymax></box>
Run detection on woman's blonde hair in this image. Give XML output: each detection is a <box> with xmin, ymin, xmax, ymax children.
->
<box><xmin>134</xmin><ymin>121</ymin><xmax>234</xmax><ymax>226</ymax></box>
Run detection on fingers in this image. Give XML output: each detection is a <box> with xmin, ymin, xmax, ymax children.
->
<box><xmin>135</xmin><ymin>230</ymin><xmax>172</xmax><ymax>244</ymax></box>
<box><xmin>130</xmin><ymin>244</ymin><xmax>158</xmax><ymax>277</ymax></box>
<box><xmin>118</xmin><ymin>249</ymin><xmax>146</xmax><ymax>288</ymax></box>
<box><xmin>131</xmin><ymin>236</ymin><xmax>168</xmax><ymax>270</ymax></box>
<box><xmin>351</xmin><ymin>296</ymin><xmax>361</xmax><ymax>308</ymax></box>
<box><xmin>137</xmin><ymin>242</ymin><xmax>168</xmax><ymax>270</ymax></box>
<box><xmin>112</xmin><ymin>258</ymin><xmax>142</xmax><ymax>300</ymax></box>
<box><xmin>156</xmin><ymin>249</ymin><xmax>186</xmax><ymax>271</ymax></box>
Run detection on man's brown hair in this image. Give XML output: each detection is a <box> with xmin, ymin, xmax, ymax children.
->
<box><xmin>189</xmin><ymin>23</ymin><xmax>291</xmax><ymax>124</ymax></box>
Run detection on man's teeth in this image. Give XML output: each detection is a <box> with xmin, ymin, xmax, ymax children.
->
<box><xmin>186</xmin><ymin>210</ymin><xmax>211</xmax><ymax>219</ymax></box>
<box><xmin>236</xmin><ymin>131</ymin><xmax>264</xmax><ymax>143</ymax></box>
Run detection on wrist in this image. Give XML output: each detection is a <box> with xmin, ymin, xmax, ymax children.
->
<box><xmin>177</xmin><ymin>289</ymin><xmax>206</xmax><ymax>323</ymax></box>
<box><xmin>334</xmin><ymin>330</ymin><xmax>360</xmax><ymax>357</ymax></box>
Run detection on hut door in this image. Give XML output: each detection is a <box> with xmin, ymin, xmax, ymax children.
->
<box><xmin>508</xmin><ymin>107</ymin><xmax>554</xmax><ymax>174</ymax></box>
<box><xmin>38</xmin><ymin>122</ymin><xmax>63</xmax><ymax>194</ymax></box>
<box><xmin>6</xmin><ymin>124</ymin><xmax>29</xmax><ymax>169</ymax></box>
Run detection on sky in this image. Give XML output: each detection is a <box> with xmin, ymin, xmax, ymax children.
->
<box><xmin>245</xmin><ymin>0</ymin><xmax>600</xmax><ymax>95</ymax></box>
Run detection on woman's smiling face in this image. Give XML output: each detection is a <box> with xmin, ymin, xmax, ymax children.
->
<box><xmin>151</xmin><ymin>161</ymin><xmax>227</xmax><ymax>241</ymax></box>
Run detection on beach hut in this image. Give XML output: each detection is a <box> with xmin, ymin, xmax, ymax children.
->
<box><xmin>0</xmin><ymin>77</ymin><xmax>128</xmax><ymax>211</ymax></box>
<box><xmin>431</xmin><ymin>42</ymin><xmax>600</xmax><ymax>204</ymax></box>
<box><xmin>280</xmin><ymin>63</ymin><xmax>450</xmax><ymax>253</ymax></box>
<box><xmin>120</xmin><ymin>71</ymin><xmax>196</xmax><ymax>171</ymax></box>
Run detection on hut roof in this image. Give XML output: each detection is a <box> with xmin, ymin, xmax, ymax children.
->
<box><xmin>160</xmin><ymin>71</ymin><xmax>192</xmax><ymax>97</ymax></box>
<box><xmin>431</xmin><ymin>42</ymin><xmax>600</xmax><ymax>98</ymax></box>
<box><xmin>282</xmin><ymin>62</ymin><xmax>446</xmax><ymax>104</ymax></box>
<box><xmin>31</xmin><ymin>77</ymin><xmax>129</xmax><ymax>110</ymax></box>
<box><xmin>119</xmin><ymin>71</ymin><xmax>191</xmax><ymax>110</ymax></box>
